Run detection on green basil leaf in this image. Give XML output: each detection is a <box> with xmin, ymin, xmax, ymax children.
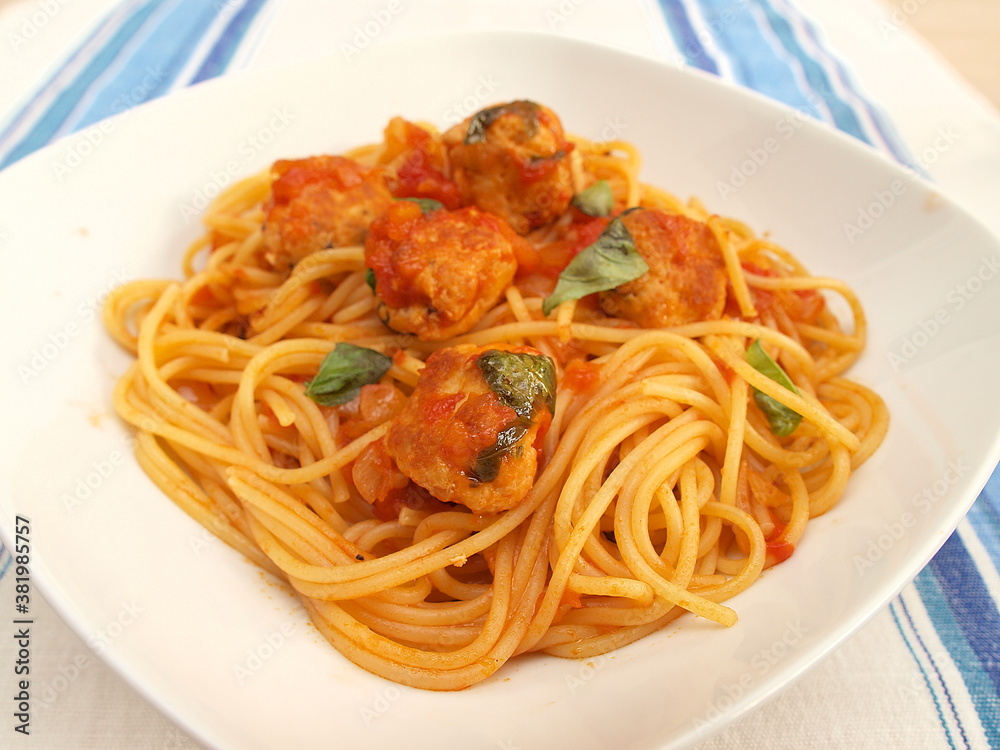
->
<box><xmin>396</xmin><ymin>196</ymin><xmax>444</xmax><ymax>213</ymax></box>
<box><xmin>542</xmin><ymin>216</ymin><xmax>649</xmax><ymax>316</ymax></box>
<box><xmin>464</xmin><ymin>100</ymin><xmax>539</xmax><ymax>145</ymax></box>
<box><xmin>746</xmin><ymin>339</ymin><xmax>802</xmax><ymax>437</ymax></box>
<box><xmin>571</xmin><ymin>180</ymin><xmax>613</xmax><ymax>217</ymax></box>
<box><xmin>304</xmin><ymin>343</ymin><xmax>392</xmax><ymax>407</ymax></box>
<box><xmin>365</xmin><ymin>267</ymin><xmax>377</xmax><ymax>292</ymax></box>
<box><xmin>746</xmin><ymin>339</ymin><xmax>797</xmax><ymax>391</ymax></box>
<box><xmin>477</xmin><ymin>349</ymin><xmax>556</xmax><ymax>418</ymax></box>
<box><xmin>753</xmin><ymin>391</ymin><xmax>801</xmax><ymax>437</ymax></box>
<box><xmin>470</xmin><ymin>419</ymin><xmax>529</xmax><ymax>484</ymax></box>
<box><xmin>471</xmin><ymin>349</ymin><xmax>555</xmax><ymax>484</ymax></box>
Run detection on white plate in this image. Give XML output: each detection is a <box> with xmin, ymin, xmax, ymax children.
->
<box><xmin>2</xmin><ymin>31</ymin><xmax>1000</xmax><ymax>750</ymax></box>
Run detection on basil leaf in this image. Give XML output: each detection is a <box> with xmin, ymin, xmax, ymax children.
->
<box><xmin>396</xmin><ymin>197</ymin><xmax>444</xmax><ymax>213</ymax></box>
<box><xmin>365</xmin><ymin>267</ymin><xmax>377</xmax><ymax>292</ymax></box>
<box><xmin>571</xmin><ymin>180</ymin><xmax>613</xmax><ymax>217</ymax></box>
<box><xmin>470</xmin><ymin>419</ymin><xmax>529</xmax><ymax>483</ymax></box>
<box><xmin>542</xmin><ymin>217</ymin><xmax>649</xmax><ymax>315</ymax></box>
<box><xmin>464</xmin><ymin>100</ymin><xmax>539</xmax><ymax>145</ymax></box>
<box><xmin>304</xmin><ymin>343</ymin><xmax>391</xmax><ymax>406</ymax></box>
<box><xmin>746</xmin><ymin>339</ymin><xmax>802</xmax><ymax>437</ymax></box>
<box><xmin>746</xmin><ymin>339</ymin><xmax>797</xmax><ymax>392</ymax></box>
<box><xmin>471</xmin><ymin>349</ymin><xmax>555</xmax><ymax>484</ymax></box>
<box><xmin>477</xmin><ymin>349</ymin><xmax>556</xmax><ymax>418</ymax></box>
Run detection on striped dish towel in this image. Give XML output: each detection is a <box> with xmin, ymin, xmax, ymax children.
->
<box><xmin>1</xmin><ymin>1</ymin><xmax>997</xmax><ymax>747</ymax></box>
<box><xmin>0</xmin><ymin>0</ymin><xmax>273</xmax><ymax>170</ymax></box>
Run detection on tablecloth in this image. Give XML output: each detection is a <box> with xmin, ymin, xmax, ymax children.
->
<box><xmin>1</xmin><ymin>1</ymin><xmax>1000</xmax><ymax>748</ymax></box>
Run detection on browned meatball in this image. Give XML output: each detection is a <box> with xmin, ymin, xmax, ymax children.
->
<box><xmin>442</xmin><ymin>100</ymin><xmax>575</xmax><ymax>235</ymax></box>
<box><xmin>261</xmin><ymin>155</ymin><xmax>394</xmax><ymax>271</ymax></box>
<box><xmin>364</xmin><ymin>201</ymin><xmax>525</xmax><ymax>341</ymax></box>
<box><xmin>599</xmin><ymin>209</ymin><xmax>727</xmax><ymax>327</ymax></box>
<box><xmin>385</xmin><ymin>344</ymin><xmax>554</xmax><ymax>515</ymax></box>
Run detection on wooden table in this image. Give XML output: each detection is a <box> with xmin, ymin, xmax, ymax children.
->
<box><xmin>891</xmin><ymin>0</ymin><xmax>1000</xmax><ymax>110</ymax></box>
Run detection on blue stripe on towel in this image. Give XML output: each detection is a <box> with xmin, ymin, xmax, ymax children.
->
<box><xmin>891</xmin><ymin>597</ymin><xmax>965</xmax><ymax>749</ymax></box>
<box><xmin>0</xmin><ymin>0</ymin><xmax>273</xmax><ymax>172</ymax></box>
<box><xmin>692</xmin><ymin>0</ymin><xmax>825</xmax><ymax>118</ymax></box>
<box><xmin>765</xmin><ymin>0</ymin><xmax>918</xmax><ymax>169</ymax></box>
<box><xmin>0</xmin><ymin>0</ymin><xmax>137</xmax><ymax>154</ymax></box>
<box><xmin>655</xmin><ymin>0</ymin><xmax>721</xmax><ymax>74</ymax></box>
<box><xmin>744</xmin><ymin>0</ymin><xmax>871</xmax><ymax>142</ymax></box>
<box><xmin>192</xmin><ymin>0</ymin><xmax>272</xmax><ymax>84</ymax></box>
<box><xmin>967</xmin><ymin>468</ymin><xmax>1000</xmax><ymax>571</ymax></box>
<box><xmin>917</xmin><ymin>536</ymin><xmax>1000</xmax><ymax>748</ymax></box>
<box><xmin>67</xmin><ymin>0</ymin><xmax>223</xmax><ymax>131</ymax></box>
<box><xmin>654</xmin><ymin>0</ymin><xmax>918</xmax><ymax>169</ymax></box>
<box><xmin>966</xmin><ymin>500</ymin><xmax>1000</xmax><ymax>571</ymax></box>
<box><xmin>0</xmin><ymin>0</ymin><xmax>164</xmax><ymax>169</ymax></box>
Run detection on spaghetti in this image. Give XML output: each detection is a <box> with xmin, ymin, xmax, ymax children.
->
<box><xmin>103</xmin><ymin>100</ymin><xmax>887</xmax><ymax>690</ymax></box>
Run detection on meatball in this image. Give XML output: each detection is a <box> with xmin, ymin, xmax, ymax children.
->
<box><xmin>261</xmin><ymin>155</ymin><xmax>394</xmax><ymax>271</ymax></box>
<box><xmin>442</xmin><ymin>100</ymin><xmax>574</xmax><ymax>235</ymax></box>
<box><xmin>599</xmin><ymin>209</ymin><xmax>727</xmax><ymax>327</ymax></box>
<box><xmin>365</xmin><ymin>201</ymin><xmax>525</xmax><ymax>340</ymax></box>
<box><xmin>385</xmin><ymin>344</ymin><xmax>555</xmax><ymax>515</ymax></box>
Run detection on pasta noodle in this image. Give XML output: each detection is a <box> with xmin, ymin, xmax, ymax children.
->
<box><xmin>103</xmin><ymin>101</ymin><xmax>888</xmax><ymax>690</ymax></box>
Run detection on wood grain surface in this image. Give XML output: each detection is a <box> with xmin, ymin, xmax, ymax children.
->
<box><xmin>886</xmin><ymin>0</ymin><xmax>1000</xmax><ymax>110</ymax></box>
